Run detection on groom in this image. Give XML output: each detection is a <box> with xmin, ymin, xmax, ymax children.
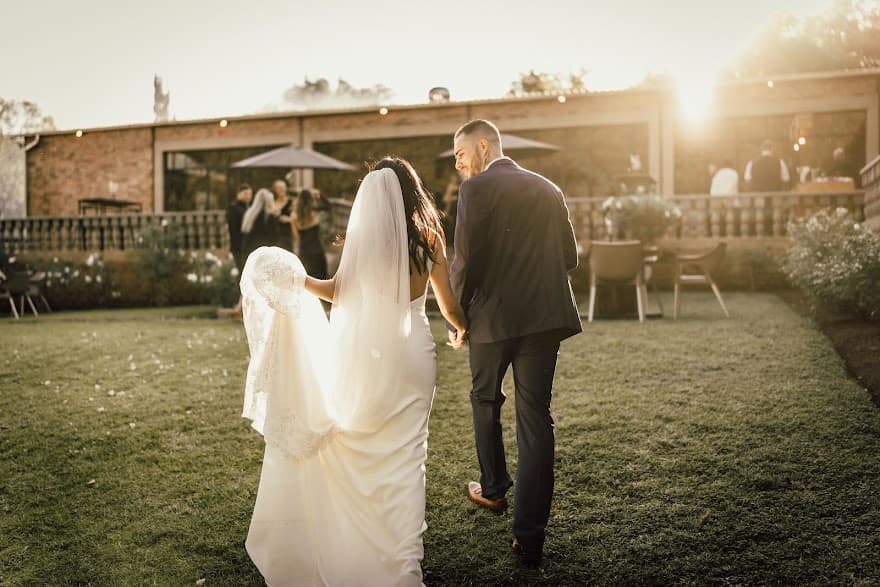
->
<box><xmin>449</xmin><ymin>119</ymin><xmax>582</xmax><ymax>565</ymax></box>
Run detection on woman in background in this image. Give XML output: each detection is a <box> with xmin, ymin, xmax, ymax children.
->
<box><xmin>241</xmin><ymin>188</ymin><xmax>280</xmax><ymax>263</ymax></box>
<box><xmin>293</xmin><ymin>188</ymin><xmax>328</xmax><ymax>279</ymax></box>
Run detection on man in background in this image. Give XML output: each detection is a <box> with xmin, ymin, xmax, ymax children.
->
<box><xmin>219</xmin><ymin>183</ymin><xmax>252</xmax><ymax>318</ymax></box>
<box><xmin>744</xmin><ymin>140</ymin><xmax>790</xmax><ymax>192</ymax></box>
<box><xmin>744</xmin><ymin>140</ymin><xmax>789</xmax><ymax>235</ymax></box>
<box><xmin>828</xmin><ymin>146</ymin><xmax>860</xmax><ymax>187</ymax></box>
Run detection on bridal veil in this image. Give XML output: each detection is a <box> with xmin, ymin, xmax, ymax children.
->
<box><xmin>240</xmin><ymin>168</ymin><xmax>430</xmax><ymax>586</ymax></box>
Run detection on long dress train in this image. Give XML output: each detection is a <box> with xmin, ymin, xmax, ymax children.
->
<box><xmin>241</xmin><ymin>168</ymin><xmax>435</xmax><ymax>586</ymax></box>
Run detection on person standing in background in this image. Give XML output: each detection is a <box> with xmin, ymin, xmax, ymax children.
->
<box><xmin>293</xmin><ymin>188</ymin><xmax>328</xmax><ymax>279</ymax></box>
<box><xmin>827</xmin><ymin>146</ymin><xmax>861</xmax><ymax>187</ymax></box>
<box><xmin>744</xmin><ymin>140</ymin><xmax>789</xmax><ymax>235</ymax></box>
<box><xmin>219</xmin><ymin>183</ymin><xmax>252</xmax><ymax>317</ymax></box>
<box><xmin>441</xmin><ymin>174</ymin><xmax>460</xmax><ymax>247</ymax></box>
<box><xmin>710</xmin><ymin>160</ymin><xmax>739</xmax><ymax>196</ymax></box>
<box><xmin>227</xmin><ymin>183</ymin><xmax>253</xmax><ymax>276</ymax></box>
<box><xmin>241</xmin><ymin>188</ymin><xmax>281</xmax><ymax>261</ymax></box>
<box><xmin>272</xmin><ymin>179</ymin><xmax>294</xmax><ymax>252</ymax></box>
<box><xmin>744</xmin><ymin>140</ymin><xmax>790</xmax><ymax>192</ymax></box>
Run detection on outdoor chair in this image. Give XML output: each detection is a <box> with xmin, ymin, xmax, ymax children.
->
<box><xmin>673</xmin><ymin>242</ymin><xmax>730</xmax><ymax>319</ymax></box>
<box><xmin>588</xmin><ymin>240</ymin><xmax>647</xmax><ymax>322</ymax></box>
<box><xmin>2</xmin><ymin>269</ymin><xmax>37</xmax><ymax>318</ymax></box>
<box><xmin>28</xmin><ymin>271</ymin><xmax>52</xmax><ymax>313</ymax></box>
<box><xmin>642</xmin><ymin>244</ymin><xmax>664</xmax><ymax>315</ymax></box>
<box><xmin>0</xmin><ymin>269</ymin><xmax>18</xmax><ymax>319</ymax></box>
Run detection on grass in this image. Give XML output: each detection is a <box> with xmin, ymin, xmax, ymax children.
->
<box><xmin>1</xmin><ymin>293</ymin><xmax>879</xmax><ymax>586</ymax></box>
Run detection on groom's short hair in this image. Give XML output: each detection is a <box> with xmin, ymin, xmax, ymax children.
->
<box><xmin>455</xmin><ymin>119</ymin><xmax>502</xmax><ymax>150</ymax></box>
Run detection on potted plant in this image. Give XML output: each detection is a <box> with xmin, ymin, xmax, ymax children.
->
<box><xmin>602</xmin><ymin>194</ymin><xmax>682</xmax><ymax>243</ymax></box>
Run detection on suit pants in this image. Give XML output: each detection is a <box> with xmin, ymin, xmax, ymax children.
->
<box><xmin>469</xmin><ymin>329</ymin><xmax>561</xmax><ymax>550</ymax></box>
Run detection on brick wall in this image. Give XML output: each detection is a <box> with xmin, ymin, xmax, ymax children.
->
<box><xmin>27</xmin><ymin>128</ymin><xmax>154</xmax><ymax>216</ymax></box>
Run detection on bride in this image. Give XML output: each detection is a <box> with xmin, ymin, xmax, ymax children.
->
<box><xmin>240</xmin><ymin>157</ymin><xmax>468</xmax><ymax>586</ymax></box>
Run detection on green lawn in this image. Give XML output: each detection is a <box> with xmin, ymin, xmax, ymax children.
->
<box><xmin>1</xmin><ymin>293</ymin><xmax>879</xmax><ymax>586</ymax></box>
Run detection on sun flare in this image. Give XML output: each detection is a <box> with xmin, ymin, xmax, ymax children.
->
<box><xmin>674</xmin><ymin>70</ymin><xmax>718</xmax><ymax>122</ymax></box>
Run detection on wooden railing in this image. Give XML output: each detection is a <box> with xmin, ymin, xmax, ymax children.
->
<box><xmin>0</xmin><ymin>191</ymin><xmax>864</xmax><ymax>253</ymax></box>
<box><xmin>567</xmin><ymin>190</ymin><xmax>865</xmax><ymax>242</ymax></box>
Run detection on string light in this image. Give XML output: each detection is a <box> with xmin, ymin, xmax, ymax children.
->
<box><xmin>378</xmin><ymin>107</ymin><xmax>389</xmax><ymax>116</ymax></box>
<box><xmin>219</xmin><ymin>119</ymin><xmax>228</xmax><ymax>128</ymax></box>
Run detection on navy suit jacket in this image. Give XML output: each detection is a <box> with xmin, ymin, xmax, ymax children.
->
<box><xmin>450</xmin><ymin>158</ymin><xmax>582</xmax><ymax>344</ymax></box>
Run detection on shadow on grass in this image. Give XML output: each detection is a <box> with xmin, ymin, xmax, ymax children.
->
<box><xmin>1</xmin><ymin>292</ymin><xmax>879</xmax><ymax>585</ymax></box>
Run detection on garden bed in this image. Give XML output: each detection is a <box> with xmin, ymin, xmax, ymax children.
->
<box><xmin>779</xmin><ymin>290</ymin><xmax>880</xmax><ymax>407</ymax></box>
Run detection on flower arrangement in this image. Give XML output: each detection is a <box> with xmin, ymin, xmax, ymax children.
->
<box><xmin>602</xmin><ymin>194</ymin><xmax>682</xmax><ymax>243</ymax></box>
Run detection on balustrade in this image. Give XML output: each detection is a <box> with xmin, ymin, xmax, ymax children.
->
<box><xmin>0</xmin><ymin>190</ymin><xmax>865</xmax><ymax>254</ymax></box>
<box><xmin>565</xmin><ymin>190</ymin><xmax>864</xmax><ymax>242</ymax></box>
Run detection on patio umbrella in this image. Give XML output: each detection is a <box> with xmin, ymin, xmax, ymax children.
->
<box><xmin>231</xmin><ymin>145</ymin><xmax>356</xmax><ymax>170</ymax></box>
<box><xmin>436</xmin><ymin>133</ymin><xmax>560</xmax><ymax>159</ymax></box>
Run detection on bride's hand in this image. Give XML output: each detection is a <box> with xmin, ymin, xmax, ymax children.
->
<box><xmin>448</xmin><ymin>327</ymin><xmax>468</xmax><ymax>350</ymax></box>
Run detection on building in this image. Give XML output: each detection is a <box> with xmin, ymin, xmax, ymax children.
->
<box><xmin>19</xmin><ymin>68</ymin><xmax>880</xmax><ymax>218</ymax></box>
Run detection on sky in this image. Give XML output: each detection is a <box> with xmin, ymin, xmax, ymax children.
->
<box><xmin>1</xmin><ymin>0</ymin><xmax>833</xmax><ymax>131</ymax></box>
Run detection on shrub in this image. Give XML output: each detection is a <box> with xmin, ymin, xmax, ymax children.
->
<box><xmin>185</xmin><ymin>251</ymin><xmax>240</xmax><ymax>307</ymax></box>
<box><xmin>783</xmin><ymin>208</ymin><xmax>880</xmax><ymax>320</ymax></box>
<box><xmin>30</xmin><ymin>253</ymin><xmax>113</xmax><ymax>309</ymax></box>
<box><xmin>742</xmin><ymin>247</ymin><xmax>790</xmax><ymax>291</ymax></box>
<box><xmin>23</xmin><ymin>248</ymin><xmax>237</xmax><ymax>311</ymax></box>
<box><xmin>139</xmin><ymin>223</ymin><xmax>189</xmax><ymax>306</ymax></box>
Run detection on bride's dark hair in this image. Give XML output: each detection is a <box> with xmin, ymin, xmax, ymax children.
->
<box><xmin>372</xmin><ymin>156</ymin><xmax>443</xmax><ymax>275</ymax></box>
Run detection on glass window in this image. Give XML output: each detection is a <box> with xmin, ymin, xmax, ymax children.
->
<box><xmin>163</xmin><ymin>145</ymin><xmax>290</xmax><ymax>211</ymax></box>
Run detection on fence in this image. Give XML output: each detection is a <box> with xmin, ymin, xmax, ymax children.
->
<box><xmin>567</xmin><ymin>190</ymin><xmax>865</xmax><ymax>242</ymax></box>
<box><xmin>0</xmin><ymin>191</ymin><xmax>864</xmax><ymax>254</ymax></box>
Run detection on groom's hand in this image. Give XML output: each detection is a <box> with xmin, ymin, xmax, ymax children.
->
<box><xmin>448</xmin><ymin>328</ymin><xmax>468</xmax><ymax>350</ymax></box>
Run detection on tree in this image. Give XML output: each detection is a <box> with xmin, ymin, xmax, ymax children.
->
<box><xmin>0</xmin><ymin>98</ymin><xmax>55</xmax><ymax>137</ymax></box>
<box><xmin>278</xmin><ymin>78</ymin><xmax>393</xmax><ymax>110</ymax></box>
<box><xmin>508</xmin><ymin>69</ymin><xmax>588</xmax><ymax>97</ymax></box>
<box><xmin>0</xmin><ymin>98</ymin><xmax>54</xmax><ymax>219</ymax></box>
<box><xmin>726</xmin><ymin>0</ymin><xmax>880</xmax><ymax>78</ymax></box>
<box><xmin>153</xmin><ymin>75</ymin><xmax>171</xmax><ymax>122</ymax></box>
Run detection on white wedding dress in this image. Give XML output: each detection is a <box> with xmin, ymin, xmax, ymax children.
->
<box><xmin>240</xmin><ymin>168</ymin><xmax>436</xmax><ymax>586</ymax></box>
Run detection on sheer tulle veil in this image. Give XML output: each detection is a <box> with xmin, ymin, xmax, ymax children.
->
<box><xmin>329</xmin><ymin>167</ymin><xmax>412</xmax><ymax>431</ymax></box>
<box><xmin>240</xmin><ymin>167</ymin><xmax>413</xmax><ymax>455</ymax></box>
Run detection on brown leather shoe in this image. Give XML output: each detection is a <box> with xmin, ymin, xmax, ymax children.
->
<box><xmin>467</xmin><ymin>481</ymin><xmax>508</xmax><ymax>513</ymax></box>
<box><xmin>512</xmin><ymin>538</ymin><xmax>543</xmax><ymax>566</ymax></box>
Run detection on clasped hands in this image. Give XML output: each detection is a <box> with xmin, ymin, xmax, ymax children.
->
<box><xmin>448</xmin><ymin>328</ymin><xmax>468</xmax><ymax>350</ymax></box>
